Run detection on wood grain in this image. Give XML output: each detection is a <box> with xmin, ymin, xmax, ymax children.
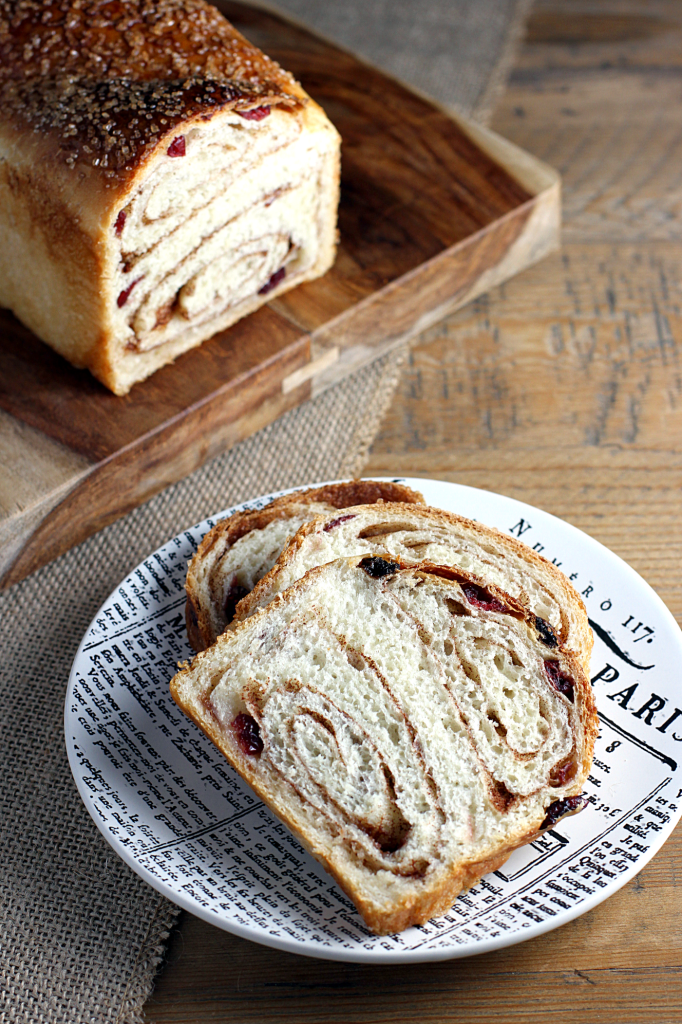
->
<box><xmin>0</xmin><ymin>305</ymin><xmax>308</xmax><ymax>462</ymax></box>
<box><xmin>0</xmin><ymin>337</ymin><xmax>310</xmax><ymax>589</ymax></box>
<box><xmin>0</xmin><ymin>0</ymin><xmax>558</xmax><ymax>589</ymax></box>
<box><xmin>145</xmin><ymin>847</ymin><xmax>682</xmax><ymax>1024</ymax></box>
<box><xmin>145</xmin><ymin>2</ymin><xmax>682</xmax><ymax>1021</ymax></box>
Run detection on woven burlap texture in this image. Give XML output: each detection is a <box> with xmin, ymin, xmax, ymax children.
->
<box><xmin>0</xmin><ymin>1</ymin><xmax>530</xmax><ymax>1020</ymax></box>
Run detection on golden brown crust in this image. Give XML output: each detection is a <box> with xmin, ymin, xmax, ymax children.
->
<box><xmin>184</xmin><ymin>481</ymin><xmax>425</xmax><ymax>651</ymax></box>
<box><xmin>298</xmin><ymin>480</ymin><xmax>425</xmax><ymax>510</ymax></box>
<box><xmin>195</xmin><ymin>482</ymin><xmax>424</xmax><ymax>563</ymax></box>
<box><xmin>349</xmin><ymin>849</ymin><xmax>513</xmax><ymax>935</ymax></box>
<box><xmin>0</xmin><ymin>0</ymin><xmax>304</xmax><ymax>178</ymax></box>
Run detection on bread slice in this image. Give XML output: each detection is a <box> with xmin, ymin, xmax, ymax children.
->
<box><xmin>234</xmin><ymin>502</ymin><xmax>593</xmax><ymax>673</ymax></box>
<box><xmin>185</xmin><ymin>480</ymin><xmax>424</xmax><ymax>650</ymax></box>
<box><xmin>171</xmin><ymin>556</ymin><xmax>597</xmax><ymax>935</ymax></box>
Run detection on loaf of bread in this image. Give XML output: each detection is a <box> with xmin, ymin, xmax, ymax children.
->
<box><xmin>0</xmin><ymin>1</ymin><xmax>340</xmax><ymax>394</ymax></box>
<box><xmin>185</xmin><ymin>480</ymin><xmax>425</xmax><ymax>650</ymax></box>
<box><xmin>171</xmin><ymin>555</ymin><xmax>597</xmax><ymax>935</ymax></box>
<box><xmin>233</xmin><ymin>502</ymin><xmax>593</xmax><ymax>673</ymax></box>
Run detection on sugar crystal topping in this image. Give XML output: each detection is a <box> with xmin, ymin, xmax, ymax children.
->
<box><xmin>0</xmin><ymin>0</ymin><xmax>302</xmax><ymax>174</ymax></box>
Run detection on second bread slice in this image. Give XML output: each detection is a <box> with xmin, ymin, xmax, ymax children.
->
<box><xmin>185</xmin><ymin>481</ymin><xmax>424</xmax><ymax>650</ymax></box>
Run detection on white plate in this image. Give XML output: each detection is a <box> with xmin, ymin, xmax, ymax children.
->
<box><xmin>66</xmin><ymin>478</ymin><xmax>682</xmax><ymax>963</ymax></box>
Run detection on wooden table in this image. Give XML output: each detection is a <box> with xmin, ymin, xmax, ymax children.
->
<box><xmin>144</xmin><ymin>2</ymin><xmax>682</xmax><ymax>1020</ymax></box>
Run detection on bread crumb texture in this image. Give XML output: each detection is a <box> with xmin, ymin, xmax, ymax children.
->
<box><xmin>172</xmin><ymin>559</ymin><xmax>596</xmax><ymax>933</ymax></box>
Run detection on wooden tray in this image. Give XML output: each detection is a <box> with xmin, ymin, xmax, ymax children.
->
<box><xmin>0</xmin><ymin>0</ymin><xmax>559</xmax><ymax>589</ymax></box>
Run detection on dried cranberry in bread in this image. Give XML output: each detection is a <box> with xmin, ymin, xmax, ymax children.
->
<box><xmin>171</xmin><ymin>556</ymin><xmax>597</xmax><ymax>935</ymax></box>
<box><xmin>0</xmin><ymin>0</ymin><xmax>340</xmax><ymax>394</ymax></box>
<box><xmin>234</xmin><ymin>502</ymin><xmax>593</xmax><ymax>673</ymax></box>
<box><xmin>185</xmin><ymin>480</ymin><xmax>424</xmax><ymax>651</ymax></box>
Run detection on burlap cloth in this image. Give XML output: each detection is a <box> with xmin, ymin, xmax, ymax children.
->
<box><xmin>0</xmin><ymin>3</ymin><xmax>531</xmax><ymax>1021</ymax></box>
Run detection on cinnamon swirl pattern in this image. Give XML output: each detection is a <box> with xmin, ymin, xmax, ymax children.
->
<box><xmin>171</xmin><ymin>557</ymin><xmax>597</xmax><ymax>935</ymax></box>
<box><xmin>235</xmin><ymin>502</ymin><xmax>594</xmax><ymax>672</ymax></box>
<box><xmin>110</xmin><ymin>102</ymin><xmax>339</xmax><ymax>391</ymax></box>
<box><xmin>185</xmin><ymin>481</ymin><xmax>425</xmax><ymax>651</ymax></box>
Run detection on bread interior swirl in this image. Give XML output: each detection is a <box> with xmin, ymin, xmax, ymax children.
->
<box><xmin>235</xmin><ymin>503</ymin><xmax>593</xmax><ymax>669</ymax></box>
<box><xmin>114</xmin><ymin>106</ymin><xmax>332</xmax><ymax>357</ymax></box>
<box><xmin>185</xmin><ymin>482</ymin><xmax>425</xmax><ymax>652</ymax></box>
<box><xmin>172</xmin><ymin>558</ymin><xmax>596</xmax><ymax>933</ymax></box>
<box><xmin>194</xmin><ymin>500</ymin><xmax>335</xmax><ymax>643</ymax></box>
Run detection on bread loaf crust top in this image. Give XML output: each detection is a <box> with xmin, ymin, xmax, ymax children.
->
<box><xmin>0</xmin><ymin>0</ymin><xmax>304</xmax><ymax>178</ymax></box>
